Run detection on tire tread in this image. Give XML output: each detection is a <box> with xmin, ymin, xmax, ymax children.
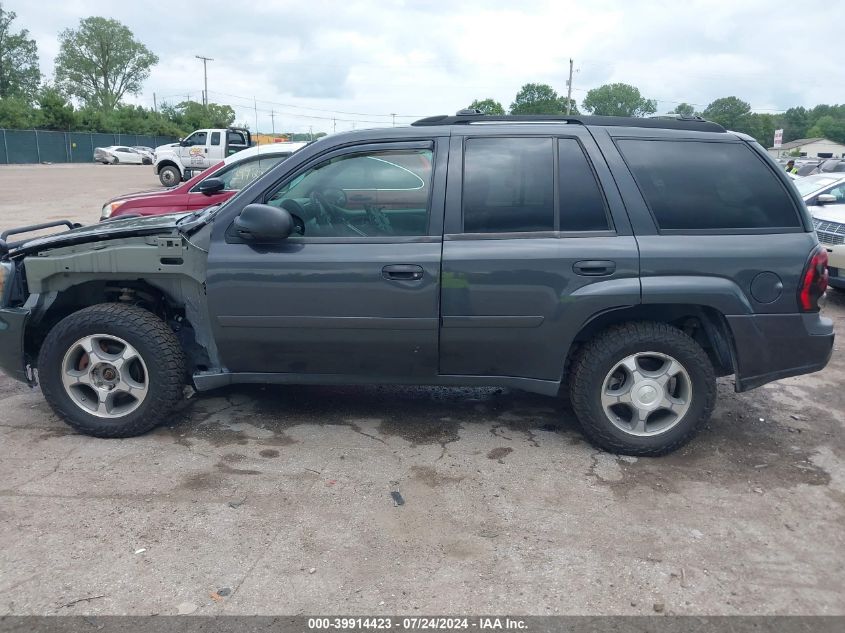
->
<box><xmin>38</xmin><ymin>303</ymin><xmax>185</xmax><ymax>438</ymax></box>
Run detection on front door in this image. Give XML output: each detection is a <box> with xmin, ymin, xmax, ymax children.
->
<box><xmin>180</xmin><ymin>130</ymin><xmax>209</xmax><ymax>171</ymax></box>
<box><xmin>205</xmin><ymin>139</ymin><xmax>446</xmax><ymax>378</ymax></box>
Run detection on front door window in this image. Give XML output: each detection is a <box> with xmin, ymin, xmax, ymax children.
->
<box><xmin>265</xmin><ymin>149</ymin><xmax>433</xmax><ymax>237</ymax></box>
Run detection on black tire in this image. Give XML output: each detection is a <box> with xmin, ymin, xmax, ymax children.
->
<box><xmin>112</xmin><ymin>157</ymin><xmax>119</xmax><ymax>165</ymax></box>
<box><xmin>142</xmin><ymin>158</ymin><xmax>152</xmax><ymax>165</ymax></box>
<box><xmin>569</xmin><ymin>321</ymin><xmax>716</xmax><ymax>456</ymax></box>
<box><xmin>38</xmin><ymin>303</ymin><xmax>186</xmax><ymax>438</ymax></box>
<box><xmin>159</xmin><ymin>166</ymin><xmax>181</xmax><ymax>187</ymax></box>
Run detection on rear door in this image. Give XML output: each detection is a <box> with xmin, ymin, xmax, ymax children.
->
<box><xmin>439</xmin><ymin>129</ymin><xmax>640</xmax><ymax>382</ymax></box>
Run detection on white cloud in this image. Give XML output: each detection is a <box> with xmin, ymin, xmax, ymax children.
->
<box><xmin>6</xmin><ymin>0</ymin><xmax>845</xmax><ymax>132</ymax></box>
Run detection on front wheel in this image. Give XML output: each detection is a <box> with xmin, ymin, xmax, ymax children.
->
<box><xmin>158</xmin><ymin>165</ymin><xmax>181</xmax><ymax>187</ymax></box>
<box><xmin>38</xmin><ymin>304</ymin><xmax>186</xmax><ymax>438</ymax></box>
<box><xmin>569</xmin><ymin>322</ymin><xmax>716</xmax><ymax>456</ymax></box>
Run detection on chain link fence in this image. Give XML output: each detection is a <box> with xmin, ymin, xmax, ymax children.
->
<box><xmin>0</xmin><ymin>129</ymin><xmax>179</xmax><ymax>164</ymax></box>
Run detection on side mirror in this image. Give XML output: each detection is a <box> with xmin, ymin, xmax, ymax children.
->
<box><xmin>817</xmin><ymin>194</ymin><xmax>837</xmax><ymax>205</ymax></box>
<box><xmin>197</xmin><ymin>177</ymin><xmax>225</xmax><ymax>196</ymax></box>
<box><xmin>233</xmin><ymin>204</ymin><xmax>293</xmax><ymax>242</ymax></box>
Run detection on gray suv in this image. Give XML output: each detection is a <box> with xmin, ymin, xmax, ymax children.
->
<box><xmin>0</xmin><ymin>113</ymin><xmax>834</xmax><ymax>455</ymax></box>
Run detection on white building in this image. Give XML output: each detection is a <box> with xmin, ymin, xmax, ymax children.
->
<box><xmin>767</xmin><ymin>137</ymin><xmax>845</xmax><ymax>159</ymax></box>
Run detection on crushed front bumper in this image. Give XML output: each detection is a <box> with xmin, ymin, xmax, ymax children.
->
<box><xmin>0</xmin><ymin>307</ymin><xmax>32</xmax><ymax>385</ymax></box>
<box><xmin>727</xmin><ymin>312</ymin><xmax>834</xmax><ymax>392</ymax></box>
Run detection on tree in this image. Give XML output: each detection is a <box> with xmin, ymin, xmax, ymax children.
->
<box><xmin>54</xmin><ymin>17</ymin><xmax>158</xmax><ymax>111</ymax></box>
<box><xmin>808</xmin><ymin>115</ymin><xmax>845</xmax><ymax>145</ymax></box>
<box><xmin>0</xmin><ymin>94</ymin><xmax>33</xmax><ymax>128</ymax></box>
<box><xmin>581</xmin><ymin>83</ymin><xmax>657</xmax><ymax>117</ymax></box>
<box><xmin>35</xmin><ymin>86</ymin><xmax>75</xmax><ymax>130</ymax></box>
<box><xmin>0</xmin><ymin>3</ymin><xmax>41</xmax><ymax>100</ymax></box>
<box><xmin>160</xmin><ymin>100</ymin><xmax>236</xmax><ymax>131</ymax></box>
<box><xmin>782</xmin><ymin>107</ymin><xmax>809</xmax><ymax>142</ymax></box>
<box><xmin>702</xmin><ymin>96</ymin><xmax>751</xmax><ymax>130</ymax></box>
<box><xmin>670</xmin><ymin>102</ymin><xmax>696</xmax><ymax>117</ymax></box>
<box><xmin>468</xmin><ymin>98</ymin><xmax>505</xmax><ymax>115</ymax></box>
<box><xmin>510</xmin><ymin>83</ymin><xmax>577</xmax><ymax>115</ymax></box>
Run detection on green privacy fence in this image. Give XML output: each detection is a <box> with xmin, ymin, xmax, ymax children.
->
<box><xmin>0</xmin><ymin>129</ymin><xmax>179</xmax><ymax>164</ymax></box>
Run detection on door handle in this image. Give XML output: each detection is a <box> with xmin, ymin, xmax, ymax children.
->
<box><xmin>573</xmin><ymin>260</ymin><xmax>616</xmax><ymax>276</ymax></box>
<box><xmin>382</xmin><ymin>264</ymin><xmax>424</xmax><ymax>281</ymax></box>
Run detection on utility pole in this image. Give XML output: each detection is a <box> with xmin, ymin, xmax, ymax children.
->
<box><xmin>566</xmin><ymin>58</ymin><xmax>574</xmax><ymax>115</ymax></box>
<box><xmin>391</xmin><ymin>113</ymin><xmax>397</xmax><ymax>127</ymax></box>
<box><xmin>309</xmin><ymin>126</ymin><xmax>313</xmax><ymax>141</ymax></box>
<box><xmin>153</xmin><ymin>92</ymin><xmax>157</xmax><ymax>113</ymax></box>
<box><xmin>269</xmin><ymin>110</ymin><xmax>275</xmax><ymax>135</ymax></box>
<box><xmin>195</xmin><ymin>55</ymin><xmax>214</xmax><ymax>107</ymax></box>
<box><xmin>254</xmin><ymin>97</ymin><xmax>259</xmax><ymax>134</ymax></box>
<box><xmin>332</xmin><ymin>118</ymin><xmax>336</xmax><ymax>134</ymax></box>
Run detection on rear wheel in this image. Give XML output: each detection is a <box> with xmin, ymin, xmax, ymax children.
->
<box><xmin>159</xmin><ymin>165</ymin><xmax>181</xmax><ymax>187</ymax></box>
<box><xmin>38</xmin><ymin>304</ymin><xmax>186</xmax><ymax>438</ymax></box>
<box><xmin>569</xmin><ymin>322</ymin><xmax>716</xmax><ymax>456</ymax></box>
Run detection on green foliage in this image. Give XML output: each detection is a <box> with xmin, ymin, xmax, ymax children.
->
<box><xmin>0</xmin><ymin>94</ymin><xmax>34</xmax><ymax>127</ymax></box>
<box><xmin>0</xmin><ymin>3</ymin><xmax>41</xmax><ymax>100</ymax></box>
<box><xmin>782</xmin><ymin>107</ymin><xmax>809</xmax><ymax>142</ymax></box>
<box><xmin>807</xmin><ymin>115</ymin><xmax>845</xmax><ymax>144</ymax></box>
<box><xmin>702</xmin><ymin>96</ymin><xmax>751</xmax><ymax>130</ymax></box>
<box><xmin>670</xmin><ymin>102</ymin><xmax>696</xmax><ymax>117</ymax></box>
<box><xmin>581</xmin><ymin>83</ymin><xmax>656</xmax><ymax>117</ymax></box>
<box><xmin>510</xmin><ymin>83</ymin><xmax>578</xmax><ymax>115</ymax></box>
<box><xmin>35</xmin><ymin>87</ymin><xmax>75</xmax><ymax>130</ymax></box>
<box><xmin>160</xmin><ymin>100</ymin><xmax>236</xmax><ymax>131</ymax></box>
<box><xmin>55</xmin><ymin>16</ymin><xmax>158</xmax><ymax>111</ymax></box>
<box><xmin>468</xmin><ymin>98</ymin><xmax>505</xmax><ymax>115</ymax></box>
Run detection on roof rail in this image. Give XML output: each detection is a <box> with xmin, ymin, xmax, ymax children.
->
<box><xmin>411</xmin><ymin>112</ymin><xmax>726</xmax><ymax>133</ymax></box>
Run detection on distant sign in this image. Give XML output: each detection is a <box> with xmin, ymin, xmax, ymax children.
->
<box><xmin>774</xmin><ymin>128</ymin><xmax>783</xmax><ymax>148</ymax></box>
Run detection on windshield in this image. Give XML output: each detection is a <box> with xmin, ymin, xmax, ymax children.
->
<box><xmin>795</xmin><ymin>175</ymin><xmax>842</xmax><ymax>197</ymax></box>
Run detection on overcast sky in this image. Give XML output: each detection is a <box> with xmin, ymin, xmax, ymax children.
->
<box><xmin>6</xmin><ymin>0</ymin><xmax>843</xmax><ymax>134</ymax></box>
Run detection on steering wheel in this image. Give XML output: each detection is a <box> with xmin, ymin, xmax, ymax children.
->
<box><xmin>309</xmin><ymin>191</ymin><xmax>336</xmax><ymax>225</ymax></box>
<box><xmin>322</xmin><ymin>187</ymin><xmax>347</xmax><ymax>208</ymax></box>
<box><xmin>280</xmin><ymin>199</ymin><xmax>307</xmax><ymax>236</ymax></box>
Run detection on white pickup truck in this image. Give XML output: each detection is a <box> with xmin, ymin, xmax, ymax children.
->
<box><xmin>153</xmin><ymin>127</ymin><xmax>251</xmax><ymax>187</ymax></box>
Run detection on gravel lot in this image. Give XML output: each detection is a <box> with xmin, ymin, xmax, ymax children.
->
<box><xmin>0</xmin><ymin>164</ymin><xmax>843</xmax><ymax>616</ymax></box>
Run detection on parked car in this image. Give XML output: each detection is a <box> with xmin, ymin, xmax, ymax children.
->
<box><xmin>101</xmin><ymin>143</ymin><xmax>307</xmax><ymax>220</ymax></box>
<box><xmin>0</xmin><ymin>113</ymin><xmax>833</xmax><ymax>455</ymax></box>
<box><xmin>93</xmin><ymin>146</ymin><xmax>149</xmax><ymax>165</ymax></box>
<box><xmin>153</xmin><ymin>127</ymin><xmax>251</xmax><ymax>187</ymax></box>
<box><xmin>798</xmin><ymin>173</ymin><xmax>845</xmax><ymax>291</ymax></box>
<box><xmin>132</xmin><ymin>146</ymin><xmax>155</xmax><ymax>163</ymax></box>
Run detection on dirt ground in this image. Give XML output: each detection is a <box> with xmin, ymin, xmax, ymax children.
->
<box><xmin>0</xmin><ymin>164</ymin><xmax>843</xmax><ymax>616</ymax></box>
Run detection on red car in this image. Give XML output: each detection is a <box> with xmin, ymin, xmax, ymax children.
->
<box><xmin>100</xmin><ymin>143</ymin><xmax>306</xmax><ymax>220</ymax></box>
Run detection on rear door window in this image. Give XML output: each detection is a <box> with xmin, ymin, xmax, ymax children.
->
<box><xmin>463</xmin><ymin>137</ymin><xmax>554</xmax><ymax>233</ymax></box>
<box><xmin>558</xmin><ymin>138</ymin><xmax>611</xmax><ymax>231</ymax></box>
<box><xmin>617</xmin><ymin>139</ymin><xmax>801</xmax><ymax>230</ymax></box>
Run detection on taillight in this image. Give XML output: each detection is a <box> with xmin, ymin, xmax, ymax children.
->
<box><xmin>798</xmin><ymin>246</ymin><xmax>829</xmax><ymax>312</ymax></box>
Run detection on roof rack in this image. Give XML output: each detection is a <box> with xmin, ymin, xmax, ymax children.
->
<box><xmin>411</xmin><ymin>111</ymin><xmax>726</xmax><ymax>133</ymax></box>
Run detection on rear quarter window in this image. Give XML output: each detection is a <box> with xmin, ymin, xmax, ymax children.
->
<box><xmin>617</xmin><ymin>139</ymin><xmax>801</xmax><ymax>231</ymax></box>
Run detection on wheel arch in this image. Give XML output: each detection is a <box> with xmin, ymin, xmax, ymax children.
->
<box><xmin>24</xmin><ymin>278</ymin><xmax>216</xmax><ymax>375</ymax></box>
<box><xmin>563</xmin><ymin>303</ymin><xmax>737</xmax><ymax>382</ymax></box>
<box><xmin>154</xmin><ymin>160</ymin><xmax>181</xmax><ymax>176</ymax></box>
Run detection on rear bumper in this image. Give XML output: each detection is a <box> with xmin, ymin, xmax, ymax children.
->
<box><xmin>0</xmin><ymin>307</ymin><xmax>32</xmax><ymax>385</ymax></box>
<box><xmin>727</xmin><ymin>312</ymin><xmax>834</xmax><ymax>392</ymax></box>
